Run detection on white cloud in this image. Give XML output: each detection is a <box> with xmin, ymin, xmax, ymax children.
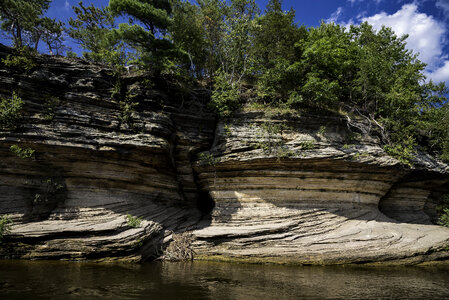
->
<box><xmin>436</xmin><ymin>0</ymin><xmax>449</xmax><ymax>14</ymax></box>
<box><xmin>362</xmin><ymin>4</ymin><xmax>445</xmax><ymax>67</ymax></box>
<box><xmin>347</xmin><ymin>0</ymin><xmax>384</xmax><ymax>5</ymax></box>
<box><xmin>64</xmin><ymin>1</ymin><xmax>70</xmax><ymax>11</ymax></box>
<box><xmin>327</xmin><ymin>7</ymin><xmax>344</xmax><ymax>23</ymax></box>
<box><xmin>426</xmin><ymin>60</ymin><xmax>449</xmax><ymax>83</ymax></box>
<box><xmin>360</xmin><ymin>4</ymin><xmax>449</xmax><ymax>84</ymax></box>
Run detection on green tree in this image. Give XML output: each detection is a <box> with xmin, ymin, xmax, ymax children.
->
<box><xmin>253</xmin><ymin>0</ymin><xmax>306</xmax><ymax>101</ymax></box>
<box><xmin>348</xmin><ymin>23</ymin><xmax>440</xmax><ymax>162</ymax></box>
<box><xmin>209</xmin><ymin>68</ymin><xmax>240</xmax><ymax>116</ymax></box>
<box><xmin>108</xmin><ymin>0</ymin><xmax>177</xmax><ymax>72</ymax></box>
<box><xmin>220</xmin><ymin>0</ymin><xmax>259</xmax><ymax>84</ymax></box>
<box><xmin>254</xmin><ymin>0</ymin><xmax>302</xmax><ymax>70</ymax></box>
<box><xmin>299</xmin><ymin>22</ymin><xmax>356</xmax><ymax>108</ymax></box>
<box><xmin>68</xmin><ymin>1</ymin><xmax>126</xmax><ymax>66</ymax></box>
<box><xmin>0</xmin><ymin>0</ymin><xmax>51</xmax><ymax>48</ymax></box>
<box><xmin>196</xmin><ymin>0</ymin><xmax>227</xmax><ymax>80</ymax></box>
<box><xmin>419</xmin><ymin>87</ymin><xmax>449</xmax><ymax>162</ymax></box>
<box><xmin>36</xmin><ymin>17</ymin><xmax>66</xmax><ymax>55</ymax></box>
<box><xmin>170</xmin><ymin>0</ymin><xmax>208</xmax><ymax>77</ymax></box>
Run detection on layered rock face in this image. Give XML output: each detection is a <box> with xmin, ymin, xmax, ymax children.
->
<box><xmin>1</xmin><ymin>45</ymin><xmax>448</xmax><ymax>264</ymax></box>
<box><xmin>0</xmin><ymin>45</ymin><xmax>215</xmax><ymax>261</ymax></box>
<box><xmin>192</xmin><ymin>112</ymin><xmax>449</xmax><ymax>264</ymax></box>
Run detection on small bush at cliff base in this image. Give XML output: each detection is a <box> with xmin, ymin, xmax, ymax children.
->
<box><xmin>437</xmin><ymin>194</ymin><xmax>449</xmax><ymax>227</ymax></box>
<box><xmin>438</xmin><ymin>209</ymin><xmax>449</xmax><ymax>228</ymax></box>
<box><xmin>0</xmin><ymin>215</ymin><xmax>13</xmax><ymax>244</ymax></box>
<box><xmin>0</xmin><ymin>92</ymin><xmax>23</xmax><ymax>130</ymax></box>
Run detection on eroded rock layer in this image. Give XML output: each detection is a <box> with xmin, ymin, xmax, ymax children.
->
<box><xmin>1</xmin><ymin>45</ymin><xmax>449</xmax><ymax>264</ymax></box>
<box><xmin>192</xmin><ymin>113</ymin><xmax>449</xmax><ymax>264</ymax></box>
<box><xmin>0</xmin><ymin>45</ymin><xmax>215</xmax><ymax>261</ymax></box>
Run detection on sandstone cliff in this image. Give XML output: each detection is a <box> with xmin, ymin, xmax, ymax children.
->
<box><xmin>1</xmin><ymin>45</ymin><xmax>448</xmax><ymax>264</ymax></box>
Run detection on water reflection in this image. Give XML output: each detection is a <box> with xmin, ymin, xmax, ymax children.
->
<box><xmin>0</xmin><ymin>260</ymin><xmax>448</xmax><ymax>299</ymax></box>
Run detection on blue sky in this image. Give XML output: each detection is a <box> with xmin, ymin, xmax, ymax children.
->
<box><xmin>1</xmin><ymin>0</ymin><xmax>449</xmax><ymax>85</ymax></box>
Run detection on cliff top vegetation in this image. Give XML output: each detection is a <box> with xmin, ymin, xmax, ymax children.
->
<box><xmin>0</xmin><ymin>0</ymin><xmax>448</xmax><ymax>164</ymax></box>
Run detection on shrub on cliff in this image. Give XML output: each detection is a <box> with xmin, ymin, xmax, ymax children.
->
<box><xmin>1</xmin><ymin>46</ymin><xmax>37</xmax><ymax>71</ymax></box>
<box><xmin>439</xmin><ymin>209</ymin><xmax>449</xmax><ymax>228</ymax></box>
<box><xmin>0</xmin><ymin>215</ymin><xmax>13</xmax><ymax>244</ymax></box>
<box><xmin>209</xmin><ymin>69</ymin><xmax>241</xmax><ymax>116</ymax></box>
<box><xmin>10</xmin><ymin>144</ymin><xmax>35</xmax><ymax>159</ymax></box>
<box><xmin>126</xmin><ymin>214</ymin><xmax>142</xmax><ymax>228</ymax></box>
<box><xmin>0</xmin><ymin>92</ymin><xmax>24</xmax><ymax>130</ymax></box>
<box><xmin>437</xmin><ymin>194</ymin><xmax>449</xmax><ymax>228</ymax></box>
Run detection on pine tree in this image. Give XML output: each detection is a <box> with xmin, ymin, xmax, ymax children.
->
<box><xmin>108</xmin><ymin>0</ymin><xmax>177</xmax><ymax>71</ymax></box>
<box><xmin>0</xmin><ymin>0</ymin><xmax>51</xmax><ymax>49</ymax></box>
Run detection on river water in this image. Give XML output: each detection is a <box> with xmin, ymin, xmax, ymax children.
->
<box><xmin>1</xmin><ymin>260</ymin><xmax>449</xmax><ymax>299</ymax></box>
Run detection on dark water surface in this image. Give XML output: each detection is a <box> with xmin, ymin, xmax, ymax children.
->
<box><xmin>1</xmin><ymin>260</ymin><xmax>449</xmax><ymax>299</ymax></box>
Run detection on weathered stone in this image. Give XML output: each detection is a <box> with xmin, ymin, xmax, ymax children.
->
<box><xmin>192</xmin><ymin>112</ymin><xmax>449</xmax><ymax>264</ymax></box>
<box><xmin>0</xmin><ymin>43</ymin><xmax>448</xmax><ymax>264</ymax></box>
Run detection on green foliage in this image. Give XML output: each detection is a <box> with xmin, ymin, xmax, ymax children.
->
<box><xmin>2</xmin><ymin>46</ymin><xmax>37</xmax><ymax>71</ymax></box>
<box><xmin>68</xmin><ymin>1</ymin><xmax>114</xmax><ymax>56</ymax></box>
<box><xmin>437</xmin><ymin>194</ymin><xmax>449</xmax><ymax>213</ymax></box>
<box><xmin>170</xmin><ymin>0</ymin><xmax>208</xmax><ymax>77</ymax></box>
<box><xmin>353</xmin><ymin>151</ymin><xmax>370</xmax><ymax>160</ymax></box>
<box><xmin>195</xmin><ymin>0</ymin><xmax>227</xmax><ymax>79</ymax></box>
<box><xmin>198</xmin><ymin>152</ymin><xmax>220</xmax><ymax>166</ymax></box>
<box><xmin>253</xmin><ymin>0</ymin><xmax>302</xmax><ymax>70</ymax></box>
<box><xmin>32</xmin><ymin>177</ymin><xmax>66</xmax><ymax>204</ymax></box>
<box><xmin>108</xmin><ymin>0</ymin><xmax>177</xmax><ymax>72</ymax></box>
<box><xmin>43</xmin><ymin>96</ymin><xmax>60</xmax><ymax>121</ymax></box>
<box><xmin>298</xmin><ymin>22</ymin><xmax>354</xmax><ymax>108</ymax></box>
<box><xmin>10</xmin><ymin>144</ymin><xmax>35</xmax><ymax>159</ymax></box>
<box><xmin>419</xmin><ymin>97</ymin><xmax>449</xmax><ymax>162</ymax></box>
<box><xmin>209</xmin><ymin>69</ymin><xmax>240</xmax><ymax>116</ymax></box>
<box><xmin>118</xmin><ymin>95</ymin><xmax>138</xmax><ymax>128</ymax></box>
<box><xmin>436</xmin><ymin>194</ymin><xmax>449</xmax><ymax>228</ymax></box>
<box><xmin>253</xmin><ymin>122</ymin><xmax>292</xmax><ymax>156</ymax></box>
<box><xmin>38</xmin><ymin>17</ymin><xmax>67</xmax><ymax>55</ymax></box>
<box><xmin>253</xmin><ymin>0</ymin><xmax>306</xmax><ymax>101</ymax></box>
<box><xmin>0</xmin><ymin>0</ymin><xmax>51</xmax><ymax>48</ymax></box>
<box><xmin>318</xmin><ymin>126</ymin><xmax>327</xmax><ymax>136</ymax></box>
<box><xmin>383</xmin><ymin>139</ymin><xmax>415</xmax><ymax>167</ymax></box>
<box><xmin>223</xmin><ymin>123</ymin><xmax>232</xmax><ymax>136</ymax></box>
<box><xmin>66</xmin><ymin>51</ymin><xmax>78</xmax><ymax>59</ymax></box>
<box><xmin>438</xmin><ymin>208</ymin><xmax>449</xmax><ymax>228</ymax></box>
<box><xmin>220</xmin><ymin>0</ymin><xmax>259</xmax><ymax>81</ymax></box>
<box><xmin>68</xmin><ymin>1</ymin><xmax>129</xmax><ymax>68</ymax></box>
<box><xmin>126</xmin><ymin>214</ymin><xmax>142</xmax><ymax>228</ymax></box>
<box><xmin>260</xmin><ymin>122</ymin><xmax>289</xmax><ymax>135</ymax></box>
<box><xmin>299</xmin><ymin>140</ymin><xmax>315</xmax><ymax>150</ymax></box>
<box><xmin>0</xmin><ymin>215</ymin><xmax>13</xmax><ymax>244</ymax></box>
<box><xmin>0</xmin><ymin>91</ymin><xmax>24</xmax><ymax>130</ymax></box>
